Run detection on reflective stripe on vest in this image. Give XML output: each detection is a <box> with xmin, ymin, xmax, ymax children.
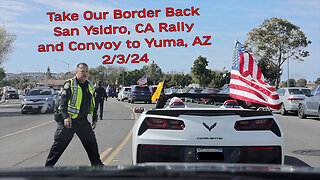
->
<box><xmin>67</xmin><ymin>78</ymin><xmax>95</xmax><ymax>119</ymax></box>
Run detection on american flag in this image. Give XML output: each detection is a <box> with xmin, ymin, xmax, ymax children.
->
<box><xmin>230</xmin><ymin>41</ymin><xmax>281</xmax><ymax>109</ymax></box>
<box><xmin>137</xmin><ymin>74</ymin><xmax>147</xmax><ymax>85</ymax></box>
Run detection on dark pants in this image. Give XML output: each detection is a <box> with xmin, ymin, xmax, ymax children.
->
<box><xmin>45</xmin><ymin>117</ymin><xmax>103</xmax><ymax>167</ymax></box>
<box><xmin>96</xmin><ymin>100</ymin><xmax>104</xmax><ymax>119</ymax></box>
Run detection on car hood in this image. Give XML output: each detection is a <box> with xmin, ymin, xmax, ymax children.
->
<box><xmin>24</xmin><ymin>95</ymin><xmax>53</xmax><ymax>99</ymax></box>
<box><xmin>0</xmin><ymin>164</ymin><xmax>319</xmax><ymax>179</ymax></box>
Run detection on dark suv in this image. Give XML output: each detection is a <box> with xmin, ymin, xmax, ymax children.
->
<box><xmin>128</xmin><ymin>85</ymin><xmax>152</xmax><ymax>104</ymax></box>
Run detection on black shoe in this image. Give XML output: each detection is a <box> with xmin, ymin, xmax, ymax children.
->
<box><xmin>100</xmin><ymin>116</ymin><xmax>103</xmax><ymax>120</ymax></box>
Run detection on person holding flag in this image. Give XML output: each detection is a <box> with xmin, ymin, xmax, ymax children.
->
<box><xmin>229</xmin><ymin>41</ymin><xmax>281</xmax><ymax>109</ymax></box>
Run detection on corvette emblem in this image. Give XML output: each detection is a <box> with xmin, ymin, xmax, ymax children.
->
<box><xmin>203</xmin><ymin>122</ymin><xmax>217</xmax><ymax>131</ymax></box>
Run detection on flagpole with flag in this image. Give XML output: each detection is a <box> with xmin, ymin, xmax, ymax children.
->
<box><xmin>229</xmin><ymin>40</ymin><xmax>281</xmax><ymax>109</ymax></box>
<box><xmin>137</xmin><ymin>74</ymin><xmax>147</xmax><ymax>85</ymax></box>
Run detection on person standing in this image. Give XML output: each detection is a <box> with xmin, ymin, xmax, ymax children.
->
<box><xmin>45</xmin><ymin>62</ymin><xmax>103</xmax><ymax>167</ymax></box>
<box><xmin>94</xmin><ymin>80</ymin><xmax>107</xmax><ymax>120</ymax></box>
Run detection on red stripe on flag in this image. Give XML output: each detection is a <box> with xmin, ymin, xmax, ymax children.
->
<box><xmin>230</xmin><ymin>93</ymin><xmax>281</xmax><ymax>109</ymax></box>
<box><xmin>230</xmin><ymin>84</ymin><xmax>267</xmax><ymax>102</ymax></box>
<box><xmin>248</xmin><ymin>54</ymin><xmax>254</xmax><ymax>77</ymax></box>
<box><xmin>231</xmin><ymin>74</ymin><xmax>279</xmax><ymax>100</ymax></box>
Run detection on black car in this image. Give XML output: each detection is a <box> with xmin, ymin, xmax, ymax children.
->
<box><xmin>5</xmin><ymin>90</ymin><xmax>19</xmax><ymax>99</ymax></box>
<box><xmin>128</xmin><ymin>85</ymin><xmax>152</xmax><ymax>104</ymax></box>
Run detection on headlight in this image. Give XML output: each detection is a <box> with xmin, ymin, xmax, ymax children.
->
<box><xmin>23</xmin><ymin>98</ymin><xmax>27</xmax><ymax>101</ymax></box>
<box><xmin>45</xmin><ymin>98</ymin><xmax>49</xmax><ymax>101</ymax></box>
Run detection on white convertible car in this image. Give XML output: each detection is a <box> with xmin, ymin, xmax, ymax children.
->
<box><xmin>132</xmin><ymin>93</ymin><xmax>284</xmax><ymax>165</ymax></box>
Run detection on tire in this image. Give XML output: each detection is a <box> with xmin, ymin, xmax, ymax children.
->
<box><xmin>21</xmin><ymin>110</ymin><xmax>26</xmax><ymax>114</ymax></box>
<box><xmin>131</xmin><ymin>100</ymin><xmax>134</xmax><ymax>104</ymax></box>
<box><xmin>280</xmin><ymin>103</ymin><xmax>287</xmax><ymax>115</ymax></box>
<box><xmin>298</xmin><ymin>104</ymin><xmax>306</xmax><ymax>119</ymax></box>
<box><xmin>148</xmin><ymin>100</ymin><xmax>152</xmax><ymax>104</ymax></box>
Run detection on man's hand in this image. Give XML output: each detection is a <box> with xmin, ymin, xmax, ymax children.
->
<box><xmin>64</xmin><ymin>117</ymin><xmax>72</xmax><ymax>128</ymax></box>
<box><xmin>92</xmin><ymin>121</ymin><xmax>97</xmax><ymax>130</ymax></box>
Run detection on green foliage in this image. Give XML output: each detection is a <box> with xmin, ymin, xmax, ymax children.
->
<box><xmin>296</xmin><ymin>78</ymin><xmax>307</xmax><ymax>87</ymax></box>
<box><xmin>191</xmin><ymin>56</ymin><xmax>213</xmax><ymax>88</ymax></box>
<box><xmin>257</xmin><ymin>58</ymin><xmax>279</xmax><ymax>86</ymax></box>
<box><xmin>89</xmin><ymin>65</ymin><xmax>108</xmax><ymax>84</ymax></box>
<box><xmin>141</xmin><ymin>62</ymin><xmax>163</xmax><ymax>84</ymax></box>
<box><xmin>0</xmin><ymin>67</ymin><xmax>5</xmax><ymax>82</ymax></box>
<box><xmin>0</xmin><ymin>26</ymin><xmax>16</xmax><ymax>65</ymax></box>
<box><xmin>245</xmin><ymin>17</ymin><xmax>311</xmax><ymax>89</ymax></box>
<box><xmin>315</xmin><ymin>78</ymin><xmax>320</xmax><ymax>85</ymax></box>
<box><xmin>171</xmin><ymin>73</ymin><xmax>192</xmax><ymax>87</ymax></box>
<box><xmin>209</xmin><ymin>71</ymin><xmax>230</xmax><ymax>88</ymax></box>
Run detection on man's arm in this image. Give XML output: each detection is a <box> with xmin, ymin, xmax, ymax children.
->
<box><xmin>60</xmin><ymin>81</ymin><xmax>72</xmax><ymax>128</ymax></box>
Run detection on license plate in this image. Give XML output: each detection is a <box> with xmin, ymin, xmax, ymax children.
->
<box><xmin>32</xmin><ymin>105</ymin><xmax>38</xmax><ymax>109</ymax></box>
<box><xmin>141</xmin><ymin>93</ymin><xmax>144</xmax><ymax>95</ymax></box>
<box><xmin>196</xmin><ymin>148</ymin><xmax>223</xmax><ymax>153</ymax></box>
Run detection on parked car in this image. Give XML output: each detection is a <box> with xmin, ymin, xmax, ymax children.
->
<box><xmin>4</xmin><ymin>89</ymin><xmax>19</xmax><ymax>99</ymax></box>
<box><xmin>128</xmin><ymin>85</ymin><xmax>152</xmax><ymax>104</ymax></box>
<box><xmin>132</xmin><ymin>93</ymin><xmax>284</xmax><ymax>165</ymax></box>
<box><xmin>117</xmin><ymin>86</ymin><xmax>131</xmax><ymax>101</ymax></box>
<box><xmin>106</xmin><ymin>85</ymin><xmax>117</xmax><ymax>98</ymax></box>
<box><xmin>200</xmin><ymin>88</ymin><xmax>220</xmax><ymax>104</ymax></box>
<box><xmin>298</xmin><ymin>85</ymin><xmax>320</xmax><ymax>119</ymax></box>
<box><xmin>21</xmin><ymin>86</ymin><xmax>56</xmax><ymax>114</ymax></box>
<box><xmin>185</xmin><ymin>88</ymin><xmax>203</xmax><ymax>103</ymax></box>
<box><xmin>277</xmin><ymin>87</ymin><xmax>311</xmax><ymax>115</ymax></box>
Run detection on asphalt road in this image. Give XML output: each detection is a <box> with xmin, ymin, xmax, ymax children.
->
<box><xmin>0</xmin><ymin>97</ymin><xmax>319</xmax><ymax>168</ymax></box>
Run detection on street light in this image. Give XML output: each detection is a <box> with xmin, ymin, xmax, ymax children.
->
<box><xmin>55</xmin><ymin>59</ymin><xmax>70</xmax><ymax>72</ymax></box>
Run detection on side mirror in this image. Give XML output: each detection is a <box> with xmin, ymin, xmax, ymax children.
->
<box><xmin>133</xmin><ymin>107</ymin><xmax>144</xmax><ymax>113</ymax></box>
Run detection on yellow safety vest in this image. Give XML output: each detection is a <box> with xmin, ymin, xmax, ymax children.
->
<box><xmin>67</xmin><ymin>78</ymin><xmax>95</xmax><ymax>119</ymax></box>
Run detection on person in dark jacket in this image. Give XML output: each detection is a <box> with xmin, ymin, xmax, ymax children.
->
<box><xmin>94</xmin><ymin>80</ymin><xmax>107</xmax><ymax>120</ymax></box>
<box><xmin>45</xmin><ymin>62</ymin><xmax>103</xmax><ymax>167</ymax></box>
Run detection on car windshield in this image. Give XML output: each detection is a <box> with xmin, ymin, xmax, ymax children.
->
<box><xmin>27</xmin><ymin>89</ymin><xmax>52</xmax><ymax>96</ymax></box>
<box><xmin>288</xmin><ymin>89</ymin><xmax>311</xmax><ymax>95</ymax></box>
<box><xmin>134</xmin><ymin>86</ymin><xmax>149</xmax><ymax>91</ymax></box>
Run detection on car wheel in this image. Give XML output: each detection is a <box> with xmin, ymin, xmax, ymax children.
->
<box><xmin>128</xmin><ymin>99</ymin><xmax>131</xmax><ymax>103</ymax></box>
<box><xmin>21</xmin><ymin>110</ymin><xmax>26</xmax><ymax>114</ymax></box>
<box><xmin>148</xmin><ymin>100</ymin><xmax>152</xmax><ymax>104</ymax></box>
<box><xmin>280</xmin><ymin>104</ymin><xmax>287</xmax><ymax>115</ymax></box>
<box><xmin>298</xmin><ymin>104</ymin><xmax>306</xmax><ymax>119</ymax></box>
<box><xmin>131</xmin><ymin>100</ymin><xmax>134</xmax><ymax>104</ymax></box>
<box><xmin>121</xmin><ymin>98</ymin><xmax>124</xmax><ymax>101</ymax></box>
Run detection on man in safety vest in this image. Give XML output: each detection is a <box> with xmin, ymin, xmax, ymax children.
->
<box><xmin>45</xmin><ymin>62</ymin><xmax>103</xmax><ymax>167</ymax></box>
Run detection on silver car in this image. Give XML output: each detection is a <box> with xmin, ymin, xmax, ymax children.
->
<box><xmin>21</xmin><ymin>87</ymin><xmax>55</xmax><ymax>114</ymax></box>
<box><xmin>298</xmin><ymin>85</ymin><xmax>320</xmax><ymax>119</ymax></box>
<box><xmin>117</xmin><ymin>87</ymin><xmax>131</xmax><ymax>101</ymax></box>
<box><xmin>277</xmin><ymin>87</ymin><xmax>311</xmax><ymax>115</ymax></box>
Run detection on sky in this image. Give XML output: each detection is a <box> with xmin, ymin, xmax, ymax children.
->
<box><xmin>0</xmin><ymin>0</ymin><xmax>319</xmax><ymax>82</ymax></box>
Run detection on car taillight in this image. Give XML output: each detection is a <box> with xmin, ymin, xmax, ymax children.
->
<box><xmin>132</xmin><ymin>90</ymin><xmax>138</xmax><ymax>93</ymax></box>
<box><xmin>145</xmin><ymin>118</ymin><xmax>185</xmax><ymax>130</ymax></box>
<box><xmin>288</xmin><ymin>98</ymin><xmax>304</xmax><ymax>101</ymax></box>
<box><xmin>234</xmin><ymin>118</ymin><xmax>274</xmax><ymax>130</ymax></box>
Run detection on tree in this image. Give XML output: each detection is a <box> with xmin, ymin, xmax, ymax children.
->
<box><xmin>191</xmin><ymin>56</ymin><xmax>212</xmax><ymax>88</ymax></box>
<box><xmin>286</xmin><ymin>78</ymin><xmax>296</xmax><ymax>87</ymax></box>
<box><xmin>296</xmin><ymin>78</ymin><xmax>307</xmax><ymax>87</ymax></box>
<box><xmin>257</xmin><ymin>58</ymin><xmax>280</xmax><ymax>86</ymax></box>
<box><xmin>315</xmin><ymin>78</ymin><xmax>320</xmax><ymax>85</ymax></box>
<box><xmin>141</xmin><ymin>62</ymin><xmax>163</xmax><ymax>85</ymax></box>
<box><xmin>89</xmin><ymin>65</ymin><xmax>108</xmax><ymax>84</ymax></box>
<box><xmin>0</xmin><ymin>67</ymin><xmax>5</xmax><ymax>82</ymax></box>
<box><xmin>0</xmin><ymin>26</ymin><xmax>16</xmax><ymax>65</ymax></box>
<box><xmin>245</xmin><ymin>17</ymin><xmax>311</xmax><ymax>89</ymax></box>
<box><xmin>209</xmin><ymin>71</ymin><xmax>230</xmax><ymax>88</ymax></box>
